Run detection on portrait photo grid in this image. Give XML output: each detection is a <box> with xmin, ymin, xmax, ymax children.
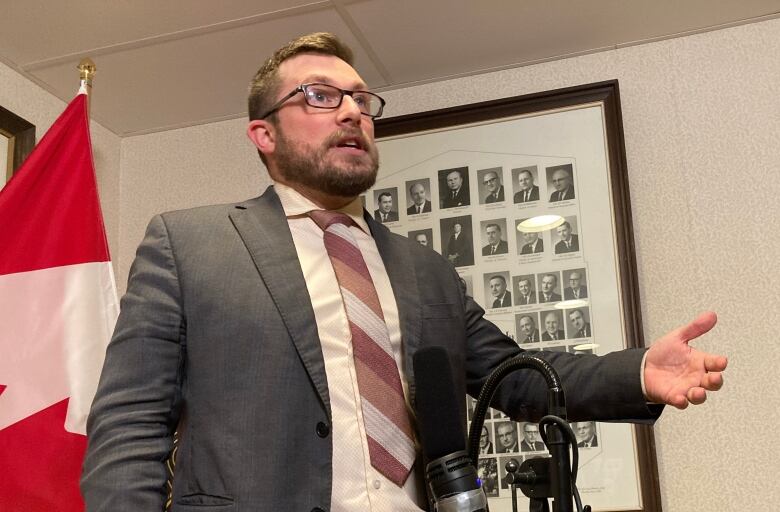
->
<box><xmin>367</xmin><ymin>155</ymin><xmax>603</xmax><ymax>501</ymax></box>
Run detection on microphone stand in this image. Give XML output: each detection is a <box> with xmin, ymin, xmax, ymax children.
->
<box><xmin>467</xmin><ymin>354</ymin><xmax>587</xmax><ymax>512</ymax></box>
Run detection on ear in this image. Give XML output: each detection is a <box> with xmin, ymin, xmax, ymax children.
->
<box><xmin>247</xmin><ymin>119</ymin><xmax>276</xmax><ymax>157</ymax></box>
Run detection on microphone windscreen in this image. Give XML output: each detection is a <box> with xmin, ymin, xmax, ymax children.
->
<box><xmin>413</xmin><ymin>346</ymin><xmax>466</xmax><ymax>461</ymax></box>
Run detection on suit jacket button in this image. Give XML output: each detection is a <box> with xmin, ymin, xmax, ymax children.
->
<box><xmin>316</xmin><ymin>421</ymin><xmax>330</xmax><ymax>438</ymax></box>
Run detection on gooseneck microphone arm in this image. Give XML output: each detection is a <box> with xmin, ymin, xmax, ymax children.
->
<box><xmin>467</xmin><ymin>354</ymin><xmax>575</xmax><ymax>512</ymax></box>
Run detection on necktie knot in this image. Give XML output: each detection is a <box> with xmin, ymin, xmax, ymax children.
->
<box><xmin>308</xmin><ymin>210</ymin><xmax>354</xmax><ymax>231</ymax></box>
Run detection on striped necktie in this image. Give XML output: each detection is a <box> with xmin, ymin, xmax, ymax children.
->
<box><xmin>308</xmin><ymin>210</ymin><xmax>416</xmax><ymax>486</ymax></box>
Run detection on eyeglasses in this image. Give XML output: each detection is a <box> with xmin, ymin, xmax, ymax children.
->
<box><xmin>259</xmin><ymin>82</ymin><xmax>386</xmax><ymax>119</ymax></box>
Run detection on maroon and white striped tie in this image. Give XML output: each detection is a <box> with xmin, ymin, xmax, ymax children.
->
<box><xmin>309</xmin><ymin>210</ymin><xmax>415</xmax><ymax>486</ymax></box>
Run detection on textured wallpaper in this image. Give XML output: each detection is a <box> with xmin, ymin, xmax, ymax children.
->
<box><xmin>117</xmin><ymin>18</ymin><xmax>780</xmax><ymax>511</ymax></box>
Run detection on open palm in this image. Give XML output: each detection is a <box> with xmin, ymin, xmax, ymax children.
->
<box><xmin>643</xmin><ymin>311</ymin><xmax>728</xmax><ymax>409</ymax></box>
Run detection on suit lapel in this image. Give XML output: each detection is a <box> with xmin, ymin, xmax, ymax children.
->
<box><xmin>228</xmin><ymin>187</ymin><xmax>331</xmax><ymax>416</ymax></box>
<box><xmin>367</xmin><ymin>213</ymin><xmax>422</xmax><ymax>407</ymax></box>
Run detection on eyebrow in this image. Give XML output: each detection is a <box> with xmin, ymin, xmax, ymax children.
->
<box><xmin>302</xmin><ymin>74</ymin><xmax>369</xmax><ymax>90</ymax></box>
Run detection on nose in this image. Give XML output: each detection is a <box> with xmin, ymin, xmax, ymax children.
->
<box><xmin>336</xmin><ymin>94</ymin><xmax>363</xmax><ymax>125</ymax></box>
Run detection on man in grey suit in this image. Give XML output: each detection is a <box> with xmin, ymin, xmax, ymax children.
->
<box><xmin>81</xmin><ymin>32</ymin><xmax>727</xmax><ymax>512</ymax></box>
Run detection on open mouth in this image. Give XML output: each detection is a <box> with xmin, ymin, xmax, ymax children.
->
<box><xmin>332</xmin><ymin>134</ymin><xmax>366</xmax><ymax>152</ymax></box>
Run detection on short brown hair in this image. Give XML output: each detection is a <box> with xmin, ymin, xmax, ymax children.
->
<box><xmin>247</xmin><ymin>32</ymin><xmax>354</xmax><ymax>122</ymax></box>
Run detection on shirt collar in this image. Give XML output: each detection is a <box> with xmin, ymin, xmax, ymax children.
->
<box><xmin>273</xmin><ymin>181</ymin><xmax>370</xmax><ymax>234</ymax></box>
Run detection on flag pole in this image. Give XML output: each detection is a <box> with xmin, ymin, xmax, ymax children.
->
<box><xmin>77</xmin><ymin>58</ymin><xmax>96</xmax><ymax>115</ymax></box>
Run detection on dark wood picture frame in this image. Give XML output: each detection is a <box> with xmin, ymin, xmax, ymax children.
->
<box><xmin>1</xmin><ymin>105</ymin><xmax>36</xmax><ymax>184</ymax></box>
<box><xmin>376</xmin><ymin>80</ymin><xmax>661</xmax><ymax>511</ymax></box>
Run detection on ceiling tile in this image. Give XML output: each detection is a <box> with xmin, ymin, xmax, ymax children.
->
<box><xmin>29</xmin><ymin>8</ymin><xmax>386</xmax><ymax>135</ymax></box>
<box><xmin>346</xmin><ymin>0</ymin><xmax>780</xmax><ymax>84</ymax></box>
<box><xmin>0</xmin><ymin>0</ymin><xmax>329</xmax><ymax>65</ymax></box>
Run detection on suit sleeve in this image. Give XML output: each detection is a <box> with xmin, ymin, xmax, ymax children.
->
<box><xmin>81</xmin><ymin>215</ymin><xmax>186</xmax><ymax>511</ymax></box>
<box><xmin>455</xmin><ymin>268</ymin><xmax>661</xmax><ymax>423</ymax></box>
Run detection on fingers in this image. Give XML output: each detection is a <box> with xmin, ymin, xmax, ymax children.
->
<box><xmin>704</xmin><ymin>354</ymin><xmax>728</xmax><ymax>372</ymax></box>
<box><xmin>686</xmin><ymin>387</ymin><xmax>707</xmax><ymax>406</ymax></box>
<box><xmin>675</xmin><ymin>311</ymin><xmax>718</xmax><ymax>342</ymax></box>
<box><xmin>701</xmin><ymin>371</ymin><xmax>724</xmax><ymax>391</ymax></box>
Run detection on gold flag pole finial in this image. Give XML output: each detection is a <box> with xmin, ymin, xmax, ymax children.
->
<box><xmin>78</xmin><ymin>58</ymin><xmax>96</xmax><ymax>92</ymax></box>
<box><xmin>77</xmin><ymin>58</ymin><xmax>96</xmax><ymax>117</ymax></box>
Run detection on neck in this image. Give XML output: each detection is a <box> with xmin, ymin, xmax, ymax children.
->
<box><xmin>273</xmin><ymin>176</ymin><xmax>355</xmax><ymax>210</ymax></box>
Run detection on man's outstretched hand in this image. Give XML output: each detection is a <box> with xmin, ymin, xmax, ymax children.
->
<box><xmin>643</xmin><ymin>311</ymin><xmax>728</xmax><ymax>409</ymax></box>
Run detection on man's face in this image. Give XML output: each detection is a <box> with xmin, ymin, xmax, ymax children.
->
<box><xmin>480</xmin><ymin>426</ymin><xmax>490</xmax><ymax>448</ymax></box>
<box><xmin>576</xmin><ymin>422</ymin><xmax>594</xmax><ymax>440</ymax></box>
<box><xmin>415</xmin><ymin>233</ymin><xmax>428</xmax><ymax>246</ymax></box>
<box><xmin>379</xmin><ymin>195</ymin><xmax>393</xmax><ymax>213</ymax></box>
<box><xmin>517</xmin><ymin>279</ymin><xmax>531</xmax><ymax>296</ymax></box>
<box><xmin>523</xmin><ymin>231</ymin><xmax>538</xmax><ymax>245</ymax></box>
<box><xmin>453</xmin><ymin>223</ymin><xmax>462</xmax><ymax>235</ymax></box>
<box><xmin>541</xmin><ymin>275</ymin><xmax>556</xmax><ymax>293</ymax></box>
<box><xmin>483</xmin><ymin>172</ymin><xmax>499</xmax><ymax>193</ymax></box>
<box><xmin>519</xmin><ymin>316</ymin><xmax>535</xmax><ymax>336</ymax></box>
<box><xmin>263</xmin><ymin>54</ymin><xmax>379</xmax><ymax>198</ymax></box>
<box><xmin>569</xmin><ymin>272</ymin><xmax>581</xmax><ymax>289</ymax></box>
<box><xmin>569</xmin><ymin>311</ymin><xmax>585</xmax><ymax>330</ymax></box>
<box><xmin>552</xmin><ymin>170</ymin><xmax>571</xmax><ymax>192</ymax></box>
<box><xmin>446</xmin><ymin>171</ymin><xmax>463</xmax><ymax>191</ymax></box>
<box><xmin>523</xmin><ymin>424</ymin><xmax>540</xmax><ymax>444</ymax></box>
<box><xmin>518</xmin><ymin>171</ymin><xmax>533</xmax><ymax>191</ymax></box>
<box><xmin>486</xmin><ymin>226</ymin><xmax>500</xmax><ymax>245</ymax></box>
<box><xmin>544</xmin><ymin>313</ymin><xmax>558</xmax><ymax>334</ymax></box>
<box><xmin>497</xmin><ymin>424</ymin><xmax>516</xmax><ymax>448</ymax></box>
<box><xmin>411</xmin><ymin>183</ymin><xmax>426</xmax><ymax>205</ymax></box>
<box><xmin>557</xmin><ymin>224</ymin><xmax>571</xmax><ymax>240</ymax></box>
<box><xmin>489</xmin><ymin>277</ymin><xmax>506</xmax><ymax>298</ymax></box>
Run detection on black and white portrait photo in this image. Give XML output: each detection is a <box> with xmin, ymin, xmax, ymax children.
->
<box><xmin>495</xmin><ymin>421</ymin><xmax>519</xmax><ymax>454</ymax></box>
<box><xmin>478</xmin><ymin>424</ymin><xmax>495</xmax><ymax>456</ymax></box>
<box><xmin>515</xmin><ymin>312</ymin><xmax>540</xmax><ymax>344</ymax></box>
<box><xmin>517</xmin><ymin>221</ymin><xmax>544</xmax><ymax>255</ymax></box>
<box><xmin>477</xmin><ymin>457</ymin><xmax>499</xmax><ymax>497</ymax></box>
<box><xmin>563</xmin><ymin>268</ymin><xmax>588</xmax><ymax>300</ymax></box>
<box><xmin>540</xmin><ymin>309</ymin><xmax>565</xmax><ymax>342</ymax></box>
<box><xmin>499</xmin><ymin>456</ymin><xmax>522</xmax><ymax>490</ymax></box>
<box><xmin>512</xmin><ymin>165</ymin><xmax>540</xmax><ymax>204</ymax></box>
<box><xmin>480</xmin><ymin>219</ymin><xmax>509</xmax><ymax>256</ymax></box>
<box><xmin>405</xmin><ymin>178</ymin><xmax>432</xmax><ymax>215</ymax></box>
<box><xmin>553</xmin><ymin>217</ymin><xmax>580</xmax><ymax>254</ymax></box>
<box><xmin>478</xmin><ymin>167</ymin><xmax>505</xmax><ymax>204</ymax></box>
<box><xmin>372</xmin><ymin>187</ymin><xmax>399</xmax><ymax>223</ymax></box>
<box><xmin>537</xmin><ymin>272</ymin><xmax>562</xmax><ymax>303</ymax></box>
<box><xmin>566</xmin><ymin>307</ymin><xmax>592</xmax><ymax>338</ymax></box>
<box><xmin>574</xmin><ymin>421</ymin><xmax>599</xmax><ymax>448</ymax></box>
<box><xmin>513</xmin><ymin>274</ymin><xmax>536</xmax><ymax>306</ymax></box>
<box><xmin>519</xmin><ymin>422</ymin><xmax>545</xmax><ymax>452</ymax></box>
<box><xmin>438</xmin><ymin>166</ymin><xmax>471</xmax><ymax>209</ymax></box>
<box><xmin>484</xmin><ymin>272</ymin><xmax>511</xmax><ymax>309</ymax></box>
<box><xmin>440</xmin><ymin>215</ymin><xmax>474</xmax><ymax>267</ymax></box>
<box><xmin>408</xmin><ymin>228</ymin><xmax>433</xmax><ymax>249</ymax></box>
<box><xmin>547</xmin><ymin>163</ymin><xmax>576</xmax><ymax>202</ymax></box>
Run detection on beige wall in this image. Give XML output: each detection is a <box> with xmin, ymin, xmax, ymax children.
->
<box><xmin>115</xmin><ymin>17</ymin><xmax>778</xmax><ymax>511</ymax></box>
<box><xmin>0</xmin><ymin>61</ymin><xmax>122</xmax><ymax>264</ymax></box>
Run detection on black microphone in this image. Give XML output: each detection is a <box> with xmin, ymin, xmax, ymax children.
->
<box><xmin>413</xmin><ymin>346</ymin><xmax>488</xmax><ymax>512</ymax></box>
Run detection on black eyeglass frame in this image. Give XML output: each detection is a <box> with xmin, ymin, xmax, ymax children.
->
<box><xmin>259</xmin><ymin>83</ymin><xmax>386</xmax><ymax>120</ymax></box>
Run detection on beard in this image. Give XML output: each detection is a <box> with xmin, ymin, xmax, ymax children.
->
<box><xmin>273</xmin><ymin>125</ymin><xmax>379</xmax><ymax>198</ymax></box>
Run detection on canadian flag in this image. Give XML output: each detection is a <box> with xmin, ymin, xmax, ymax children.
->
<box><xmin>0</xmin><ymin>93</ymin><xmax>119</xmax><ymax>511</ymax></box>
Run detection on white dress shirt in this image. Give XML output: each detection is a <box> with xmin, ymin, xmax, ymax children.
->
<box><xmin>275</xmin><ymin>183</ymin><xmax>425</xmax><ymax>512</ymax></box>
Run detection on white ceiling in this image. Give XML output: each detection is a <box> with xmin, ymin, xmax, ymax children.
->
<box><xmin>1</xmin><ymin>0</ymin><xmax>778</xmax><ymax>136</ymax></box>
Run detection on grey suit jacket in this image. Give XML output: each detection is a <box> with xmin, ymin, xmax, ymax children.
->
<box><xmin>82</xmin><ymin>186</ymin><xmax>659</xmax><ymax>511</ymax></box>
